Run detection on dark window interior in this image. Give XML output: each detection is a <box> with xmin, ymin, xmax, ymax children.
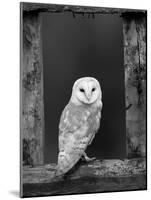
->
<box><xmin>42</xmin><ymin>12</ymin><xmax>126</xmax><ymax>164</ymax></box>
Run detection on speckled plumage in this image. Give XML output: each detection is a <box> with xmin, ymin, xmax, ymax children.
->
<box><xmin>56</xmin><ymin>77</ymin><xmax>102</xmax><ymax>176</ymax></box>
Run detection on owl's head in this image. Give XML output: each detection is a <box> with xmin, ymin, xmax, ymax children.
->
<box><xmin>70</xmin><ymin>77</ymin><xmax>102</xmax><ymax>105</ymax></box>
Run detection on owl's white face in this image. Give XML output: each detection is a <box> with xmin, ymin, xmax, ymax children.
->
<box><xmin>71</xmin><ymin>77</ymin><xmax>102</xmax><ymax>105</ymax></box>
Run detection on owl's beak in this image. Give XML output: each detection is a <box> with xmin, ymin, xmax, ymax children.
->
<box><xmin>86</xmin><ymin>93</ymin><xmax>91</xmax><ymax>101</ymax></box>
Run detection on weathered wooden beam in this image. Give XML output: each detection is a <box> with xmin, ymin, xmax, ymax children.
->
<box><xmin>123</xmin><ymin>14</ymin><xmax>146</xmax><ymax>158</ymax></box>
<box><xmin>22</xmin><ymin>2</ymin><xmax>146</xmax><ymax>15</ymax></box>
<box><xmin>21</xmin><ymin>4</ymin><xmax>44</xmax><ymax>166</ymax></box>
<box><xmin>22</xmin><ymin>158</ymin><xmax>146</xmax><ymax>197</ymax></box>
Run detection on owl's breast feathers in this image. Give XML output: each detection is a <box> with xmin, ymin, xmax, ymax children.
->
<box><xmin>56</xmin><ymin>100</ymin><xmax>102</xmax><ymax>176</ymax></box>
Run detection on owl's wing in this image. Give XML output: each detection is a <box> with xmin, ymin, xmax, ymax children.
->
<box><xmin>56</xmin><ymin>104</ymin><xmax>91</xmax><ymax>176</ymax></box>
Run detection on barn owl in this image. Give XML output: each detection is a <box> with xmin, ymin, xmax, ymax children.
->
<box><xmin>55</xmin><ymin>77</ymin><xmax>102</xmax><ymax>176</ymax></box>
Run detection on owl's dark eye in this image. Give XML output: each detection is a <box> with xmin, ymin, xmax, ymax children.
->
<box><xmin>92</xmin><ymin>88</ymin><xmax>96</xmax><ymax>92</ymax></box>
<box><xmin>80</xmin><ymin>88</ymin><xmax>85</xmax><ymax>92</ymax></box>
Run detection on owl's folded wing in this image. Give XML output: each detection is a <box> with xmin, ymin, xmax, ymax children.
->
<box><xmin>59</xmin><ymin>105</ymin><xmax>85</xmax><ymax>132</ymax></box>
<box><xmin>56</xmin><ymin>105</ymin><xmax>91</xmax><ymax>175</ymax></box>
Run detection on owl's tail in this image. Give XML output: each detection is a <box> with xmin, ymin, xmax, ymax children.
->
<box><xmin>54</xmin><ymin>151</ymin><xmax>81</xmax><ymax>177</ymax></box>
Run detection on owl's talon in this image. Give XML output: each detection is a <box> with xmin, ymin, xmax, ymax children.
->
<box><xmin>85</xmin><ymin>156</ymin><xmax>96</xmax><ymax>162</ymax></box>
<box><xmin>82</xmin><ymin>152</ymin><xmax>96</xmax><ymax>162</ymax></box>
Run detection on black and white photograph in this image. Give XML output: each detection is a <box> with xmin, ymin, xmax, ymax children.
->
<box><xmin>20</xmin><ymin>2</ymin><xmax>147</xmax><ymax>198</ymax></box>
